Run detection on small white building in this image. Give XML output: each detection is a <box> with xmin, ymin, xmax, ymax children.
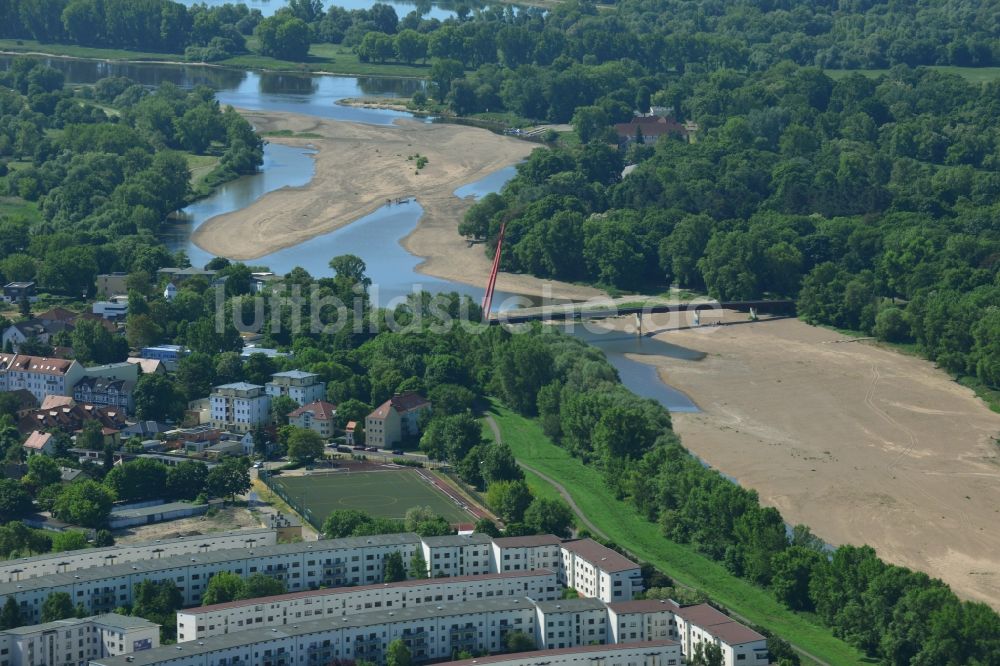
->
<box><xmin>163</xmin><ymin>282</ymin><xmax>177</xmax><ymax>301</ymax></box>
<box><xmin>209</xmin><ymin>382</ymin><xmax>271</xmax><ymax>433</ymax></box>
<box><xmin>492</xmin><ymin>534</ymin><xmax>564</xmax><ymax>573</ymax></box>
<box><xmin>0</xmin><ymin>613</ymin><xmax>159</xmax><ymax>666</ymax></box>
<box><xmin>560</xmin><ymin>538</ymin><xmax>644</xmax><ymax>603</ymax></box>
<box><xmin>92</xmin><ymin>295</ymin><xmax>129</xmax><ymax>320</ymax></box>
<box><xmin>287</xmin><ymin>400</ymin><xmax>337</xmax><ymax>438</ymax></box>
<box><xmin>420</xmin><ymin>533</ymin><xmax>494</xmax><ymax>578</ymax></box>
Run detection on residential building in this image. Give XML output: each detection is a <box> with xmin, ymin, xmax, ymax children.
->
<box><xmin>420</xmin><ymin>533</ymin><xmax>493</xmax><ymax>578</ymax></box>
<box><xmin>0</xmin><ymin>528</ymin><xmax>277</xmax><ymax>583</ymax></box>
<box><xmin>5</xmin><ymin>389</ymin><xmax>37</xmax><ymax>417</ymax></box>
<box><xmin>209</xmin><ymin>383</ymin><xmax>271</xmax><ymax>433</ymax></box>
<box><xmin>16</xmin><ymin>400</ymin><xmax>126</xmax><ymax>439</ymax></box>
<box><xmin>177</xmin><ymin>569</ymin><xmax>560</xmax><ymax>641</ymax></box>
<box><xmin>448</xmin><ymin>642</ymin><xmax>682</xmax><ymax>666</ymax></box>
<box><xmin>163</xmin><ymin>282</ymin><xmax>177</xmax><ymax>301</ymax></box>
<box><xmin>0</xmin><ymin>613</ymin><xmax>159</xmax><ymax>666</ymax></box>
<box><xmin>92</xmin><ymin>295</ymin><xmax>129</xmax><ymax>320</ymax></box>
<box><xmin>96</xmin><ymin>273</ymin><xmax>129</xmax><ymax>297</ymax></box>
<box><xmin>613</xmin><ymin>115</ymin><xmax>692</xmax><ymax>146</ymax></box>
<box><xmin>125</xmin><ymin>358</ymin><xmax>166</xmax><ymax>376</ymax></box>
<box><xmin>156</xmin><ymin>267</ymin><xmax>217</xmax><ymax>283</ymax></box>
<box><xmin>73</xmin><ymin>377</ymin><xmax>135</xmax><ymax>413</ymax></box>
<box><xmin>0</xmin><ymin>354</ymin><xmax>85</xmax><ymax>404</ymax></box>
<box><xmin>21</xmin><ymin>430</ymin><xmax>55</xmax><ymax>456</ymax></box>
<box><xmin>108</xmin><ymin>500</ymin><xmax>220</xmax><ymax>530</ymax></box>
<box><xmin>287</xmin><ymin>401</ymin><xmax>337</xmax><ymax>438</ymax></box>
<box><xmin>672</xmin><ymin>603</ymin><xmax>768</xmax><ymax>666</ymax></box>
<box><xmin>2</xmin><ymin>281</ymin><xmax>35</xmax><ymax>303</ymax></box>
<box><xmin>240</xmin><ymin>346</ymin><xmax>288</xmax><ymax>359</ymax></box>
<box><xmin>491</xmin><ymin>535</ymin><xmax>563</xmax><ymax>573</ymax></box>
<box><xmin>534</xmin><ymin>598</ymin><xmax>608</xmax><ymax>649</ymax></box>
<box><xmin>266</xmin><ymin>370</ymin><xmax>325</xmax><ymax>406</ymax></box>
<box><xmin>1</xmin><ymin>320</ymin><xmax>62</xmax><ymax>352</ymax></box>
<box><xmin>560</xmin><ymin>539</ymin><xmax>644</xmax><ymax>602</ymax></box>
<box><xmin>345</xmin><ymin>420</ymin><xmax>357</xmax><ymax>446</ymax></box>
<box><xmin>365</xmin><ymin>392</ymin><xmax>431</xmax><ymax>449</ymax></box>
<box><xmin>607</xmin><ymin>599</ymin><xmax>680</xmax><ymax>644</ymax></box>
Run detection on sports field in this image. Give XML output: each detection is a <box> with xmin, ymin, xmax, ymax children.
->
<box><xmin>269</xmin><ymin>469</ymin><xmax>471</xmax><ymax>524</ymax></box>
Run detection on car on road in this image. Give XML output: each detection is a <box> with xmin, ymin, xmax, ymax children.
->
<box><xmin>365</xmin><ymin>446</ymin><xmax>378</xmax><ymax>452</ymax></box>
<box><xmin>252</xmin><ymin>462</ymin><xmax>263</xmax><ymax>469</ymax></box>
<box><xmin>352</xmin><ymin>445</ymin><xmax>365</xmax><ymax>450</ymax></box>
<box><xmin>391</xmin><ymin>449</ymin><xmax>404</xmax><ymax>455</ymax></box>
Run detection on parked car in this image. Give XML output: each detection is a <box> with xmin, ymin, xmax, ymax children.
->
<box><xmin>336</xmin><ymin>445</ymin><xmax>352</xmax><ymax>453</ymax></box>
<box><xmin>352</xmin><ymin>445</ymin><xmax>365</xmax><ymax>450</ymax></box>
<box><xmin>392</xmin><ymin>449</ymin><xmax>404</xmax><ymax>455</ymax></box>
<box><xmin>365</xmin><ymin>446</ymin><xmax>378</xmax><ymax>452</ymax></box>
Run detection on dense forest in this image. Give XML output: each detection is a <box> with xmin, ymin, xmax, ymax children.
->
<box><xmin>0</xmin><ymin>59</ymin><xmax>262</xmax><ymax>295</ymax></box>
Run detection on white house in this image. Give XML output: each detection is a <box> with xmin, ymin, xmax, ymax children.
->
<box><xmin>0</xmin><ymin>354</ymin><xmax>85</xmax><ymax>404</ymax></box>
<box><xmin>561</xmin><ymin>539</ymin><xmax>644</xmax><ymax>602</ymax></box>
<box><xmin>0</xmin><ymin>613</ymin><xmax>159</xmax><ymax>666</ymax></box>
<box><xmin>163</xmin><ymin>282</ymin><xmax>177</xmax><ymax>301</ymax></box>
<box><xmin>209</xmin><ymin>382</ymin><xmax>271</xmax><ymax>433</ymax></box>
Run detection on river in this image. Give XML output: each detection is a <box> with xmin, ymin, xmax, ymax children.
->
<box><xmin>0</xmin><ymin>55</ymin><xmax>701</xmax><ymax>412</ymax></box>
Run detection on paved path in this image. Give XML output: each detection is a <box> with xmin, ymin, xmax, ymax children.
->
<box><xmin>483</xmin><ymin>414</ymin><xmax>607</xmax><ymax>540</ymax></box>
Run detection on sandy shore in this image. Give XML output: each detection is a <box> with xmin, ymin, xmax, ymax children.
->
<box><xmin>193</xmin><ymin>110</ymin><xmax>605</xmax><ymax>302</ymax></box>
<box><xmin>619</xmin><ymin>312</ymin><xmax>1000</xmax><ymax>609</ymax></box>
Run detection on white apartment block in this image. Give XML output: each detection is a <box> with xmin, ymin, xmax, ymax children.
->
<box><xmin>560</xmin><ymin>539</ymin><xmax>644</xmax><ymax>602</ymax></box>
<box><xmin>209</xmin><ymin>383</ymin><xmax>271</xmax><ymax>433</ymax></box>
<box><xmin>448</xmin><ymin>642</ymin><xmax>682</xmax><ymax>666</ymax></box>
<box><xmin>0</xmin><ymin>613</ymin><xmax>158</xmax><ymax>666</ymax></box>
<box><xmin>0</xmin><ymin>534</ymin><xmax>421</xmax><ymax>624</ymax></box>
<box><xmin>265</xmin><ymin>371</ymin><xmax>325</xmax><ymax>406</ymax></box>
<box><xmin>0</xmin><ymin>529</ymin><xmax>276</xmax><ymax>583</ymax></box>
<box><xmin>491</xmin><ymin>535</ymin><xmax>564</xmax><ymax>573</ymax></box>
<box><xmin>534</xmin><ymin>598</ymin><xmax>609</xmax><ymax>650</ymax></box>
<box><xmin>177</xmin><ymin>569</ymin><xmax>560</xmax><ymax>641</ymax></box>
<box><xmin>672</xmin><ymin>603</ymin><xmax>769</xmax><ymax>666</ymax></box>
<box><xmin>93</xmin><ymin>597</ymin><xmax>543</xmax><ymax>666</ymax></box>
<box><xmin>420</xmin><ymin>533</ymin><xmax>494</xmax><ymax>578</ymax></box>
<box><xmin>0</xmin><ymin>354</ymin><xmax>85</xmax><ymax>404</ymax></box>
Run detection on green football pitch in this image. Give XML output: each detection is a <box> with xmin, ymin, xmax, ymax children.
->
<box><xmin>269</xmin><ymin>469</ymin><xmax>471</xmax><ymax>525</ymax></box>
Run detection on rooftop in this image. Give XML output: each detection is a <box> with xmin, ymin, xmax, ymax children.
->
<box><xmin>186</xmin><ymin>569</ymin><xmax>557</xmax><ymax>614</ymax></box>
<box><xmin>2</xmin><ymin>612</ymin><xmax>157</xmax><ymax>636</ymax></box>
<box><xmin>288</xmin><ymin>400</ymin><xmax>337</xmax><ymax>421</ymax></box>
<box><xmin>270</xmin><ymin>370</ymin><xmax>319</xmax><ymax>380</ymax></box>
<box><xmin>672</xmin><ymin>603</ymin><xmax>764</xmax><ymax>644</ymax></box>
<box><xmin>449</xmin><ymin>641</ymin><xmax>680</xmax><ymax>666</ymax></box>
<box><xmin>421</xmin><ymin>532</ymin><xmax>493</xmax><ymax>547</ymax></box>
<box><xmin>534</xmin><ymin>598</ymin><xmax>607</xmax><ymax>614</ymax></box>
<box><xmin>560</xmin><ymin>538</ymin><xmax>640</xmax><ymax>573</ymax></box>
<box><xmin>492</xmin><ymin>534</ymin><xmax>562</xmax><ymax>548</ymax></box>
<box><xmin>109</xmin><ymin>501</ymin><xmax>206</xmax><ymax>520</ymax></box>
<box><xmin>607</xmin><ymin>599</ymin><xmax>680</xmax><ymax>614</ymax></box>
<box><xmin>213</xmin><ymin>382</ymin><xmax>264</xmax><ymax>391</ymax></box>
<box><xmin>369</xmin><ymin>391</ymin><xmax>430</xmax><ymax>420</ymax></box>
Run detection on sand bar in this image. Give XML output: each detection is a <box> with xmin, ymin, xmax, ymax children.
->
<box><xmin>192</xmin><ymin>110</ymin><xmax>605</xmax><ymax>302</ymax></box>
<box><xmin>620</xmin><ymin>312</ymin><xmax>1000</xmax><ymax>609</ymax></box>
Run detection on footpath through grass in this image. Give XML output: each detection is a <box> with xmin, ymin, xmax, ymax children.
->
<box><xmin>487</xmin><ymin>398</ymin><xmax>867</xmax><ymax>666</ymax></box>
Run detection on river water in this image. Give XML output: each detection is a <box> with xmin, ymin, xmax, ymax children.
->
<box><xmin>0</xmin><ymin>55</ymin><xmax>701</xmax><ymax>412</ymax></box>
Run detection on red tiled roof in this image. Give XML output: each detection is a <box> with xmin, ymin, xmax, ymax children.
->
<box><xmin>288</xmin><ymin>400</ymin><xmax>337</xmax><ymax>421</ymax></box>
<box><xmin>186</xmin><ymin>569</ymin><xmax>557</xmax><ymax>614</ymax></box>
<box><xmin>345</xmin><ymin>420</ymin><xmax>357</xmax><ymax>431</ymax></box>
<box><xmin>614</xmin><ymin>115</ymin><xmax>687</xmax><ymax>139</ymax></box>
<box><xmin>36</xmin><ymin>307</ymin><xmax>76</xmax><ymax>322</ymax></box>
<box><xmin>449</xmin><ymin>640</ymin><xmax>680</xmax><ymax>666</ymax></box>
<box><xmin>707</xmin><ymin>620</ymin><xmax>766</xmax><ymax>646</ymax></box>
<box><xmin>22</xmin><ymin>430</ymin><xmax>52</xmax><ymax>450</ymax></box>
<box><xmin>0</xmin><ymin>354</ymin><xmax>76</xmax><ymax>376</ymax></box>
<box><xmin>671</xmin><ymin>603</ymin><xmax>733</xmax><ymax>628</ymax></box>
<box><xmin>368</xmin><ymin>392</ymin><xmax>430</xmax><ymax>421</ymax></box>
<box><xmin>493</xmin><ymin>534</ymin><xmax>563</xmax><ymax>548</ymax></box>
<box><xmin>561</xmin><ymin>538</ymin><xmax>639</xmax><ymax>573</ymax></box>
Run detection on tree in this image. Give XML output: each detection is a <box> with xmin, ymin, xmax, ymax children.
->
<box><xmin>104</xmin><ymin>458</ymin><xmax>168</xmax><ymax>503</ymax></box>
<box><xmin>23</xmin><ymin>455</ymin><xmax>61</xmax><ymax>490</ymax></box>
<box><xmin>0</xmin><ymin>478</ymin><xmax>33</xmax><ymax>522</ymax></box>
<box><xmin>51</xmin><ymin>530</ymin><xmax>89</xmax><ymax>552</ymax></box>
<box><xmin>690</xmin><ymin>641</ymin><xmax>724</xmax><ymax>666</ymax></box>
<box><xmin>429</xmin><ymin>59</ymin><xmax>464</xmax><ymax>102</ymax></box>
<box><xmin>176</xmin><ymin>352</ymin><xmax>217</xmax><ymax>401</ymax></box>
<box><xmin>239</xmin><ymin>573</ymin><xmax>286</xmax><ymax>600</ymax></box>
<box><xmin>94</xmin><ymin>529</ymin><xmax>114</xmax><ymax>547</ymax></box>
<box><xmin>323</xmin><ymin>509</ymin><xmax>371</xmax><ymax>538</ymax></box>
<box><xmin>386</xmin><ymin>638</ymin><xmax>412</xmax><ymax>666</ymax></box>
<box><xmin>384</xmin><ymin>551</ymin><xmax>406</xmax><ymax>582</ymax></box>
<box><xmin>271</xmin><ymin>395</ymin><xmax>299</xmax><ymax>426</ymax></box>
<box><xmin>41</xmin><ymin>592</ymin><xmax>75</xmax><ymax>622</ymax></box>
<box><xmin>419</xmin><ymin>412</ymin><xmax>482</xmax><ymax>462</ymax></box>
<box><xmin>480</xmin><ymin>442</ymin><xmax>522</xmax><ymax>485</ymax></box>
<box><xmin>394</xmin><ymin>29</ymin><xmax>426</xmax><ymax>64</ymax></box>
<box><xmin>474</xmin><ymin>518</ymin><xmax>501</xmax><ymax>537</ymax></box>
<box><xmin>523</xmin><ymin>497</ymin><xmax>575</xmax><ymax>537</ymax></box>
<box><xmin>52</xmin><ymin>481</ymin><xmax>115</xmax><ymax>527</ymax></box>
<box><xmin>485</xmin><ymin>480</ymin><xmax>532</xmax><ymax>523</ymax></box>
<box><xmin>132</xmin><ymin>579</ymin><xmax>183</xmax><ymax>641</ymax></box>
<box><xmin>571</xmin><ymin>106</ymin><xmax>610</xmax><ymax>144</ymax></box>
<box><xmin>70</xmin><ymin>319</ymin><xmax>127</xmax><ymax>365</ymax></box>
<box><xmin>134</xmin><ymin>373</ymin><xmax>184</xmax><ymax>422</ymax></box>
<box><xmin>286</xmin><ymin>427</ymin><xmax>325</xmax><ymax>463</ymax></box>
<box><xmin>166</xmin><ymin>461</ymin><xmax>209</xmax><ymax>500</ymax></box>
<box><xmin>202</xmin><ymin>571</ymin><xmax>245</xmax><ymax>605</ymax></box>
<box><xmin>409</xmin><ymin>550</ymin><xmax>428</xmax><ymax>579</ymax></box>
<box><xmin>76</xmin><ymin>419</ymin><xmax>104</xmax><ymax>451</ymax></box>
<box><xmin>0</xmin><ymin>596</ymin><xmax>23</xmax><ymax>630</ymax></box>
<box><xmin>256</xmin><ymin>15</ymin><xmax>311</xmax><ymax>61</ymax></box>
<box><xmin>205</xmin><ymin>457</ymin><xmax>251</xmax><ymax>501</ymax></box>
<box><xmin>505</xmin><ymin>631</ymin><xmax>536</xmax><ymax>652</ymax></box>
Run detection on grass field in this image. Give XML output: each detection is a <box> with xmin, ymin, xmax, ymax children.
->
<box><xmin>269</xmin><ymin>469</ymin><xmax>471</xmax><ymax>525</ymax></box>
<box><xmin>487</xmin><ymin>398</ymin><xmax>869</xmax><ymax>666</ymax></box>
<box><xmin>826</xmin><ymin>65</ymin><xmax>1000</xmax><ymax>83</ymax></box>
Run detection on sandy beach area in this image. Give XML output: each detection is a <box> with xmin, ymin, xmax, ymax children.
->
<box><xmin>192</xmin><ymin>110</ymin><xmax>605</xmax><ymax>302</ymax></box>
<box><xmin>617</xmin><ymin>312</ymin><xmax>1000</xmax><ymax>608</ymax></box>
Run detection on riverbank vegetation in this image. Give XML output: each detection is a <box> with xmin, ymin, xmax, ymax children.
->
<box><xmin>0</xmin><ymin>58</ymin><xmax>262</xmax><ymax>294</ymax></box>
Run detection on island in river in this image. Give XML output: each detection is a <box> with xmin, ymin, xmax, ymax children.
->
<box><xmin>192</xmin><ymin>109</ymin><xmax>605</xmax><ymax>302</ymax></box>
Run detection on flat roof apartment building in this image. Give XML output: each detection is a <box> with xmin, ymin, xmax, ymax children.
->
<box><xmin>0</xmin><ymin>613</ymin><xmax>158</xmax><ymax>666</ymax></box>
<box><xmin>209</xmin><ymin>382</ymin><xmax>271</xmax><ymax>433</ymax></box>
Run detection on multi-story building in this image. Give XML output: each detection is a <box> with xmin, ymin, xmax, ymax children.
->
<box><xmin>672</xmin><ymin>603</ymin><xmax>768</xmax><ymax>666</ymax></box>
<box><xmin>0</xmin><ymin>529</ymin><xmax>277</xmax><ymax>583</ymax></box>
<box><xmin>491</xmin><ymin>535</ymin><xmax>563</xmax><ymax>573</ymax></box>
<box><xmin>365</xmin><ymin>392</ymin><xmax>431</xmax><ymax>449</ymax></box>
<box><xmin>287</xmin><ymin>401</ymin><xmax>337</xmax><ymax>438</ymax></box>
<box><xmin>0</xmin><ymin>613</ymin><xmax>158</xmax><ymax>666</ymax></box>
<box><xmin>177</xmin><ymin>569</ymin><xmax>560</xmax><ymax>641</ymax></box>
<box><xmin>265</xmin><ymin>371</ymin><xmax>325</xmax><ymax>406</ymax></box>
<box><xmin>210</xmin><ymin>383</ymin><xmax>271</xmax><ymax>433</ymax></box>
<box><xmin>139</xmin><ymin>345</ymin><xmax>188</xmax><ymax>371</ymax></box>
<box><xmin>560</xmin><ymin>539</ymin><xmax>644</xmax><ymax>602</ymax></box>
<box><xmin>420</xmin><ymin>533</ymin><xmax>493</xmax><ymax>578</ymax></box>
<box><xmin>2</xmin><ymin>281</ymin><xmax>35</xmax><ymax>303</ymax></box>
<box><xmin>72</xmin><ymin>377</ymin><xmax>134</xmax><ymax>413</ymax></box>
<box><xmin>0</xmin><ymin>354</ymin><xmax>85</xmax><ymax>404</ymax></box>
<box><xmin>92</xmin><ymin>295</ymin><xmax>129</xmax><ymax>320</ymax></box>
<box><xmin>534</xmin><ymin>598</ymin><xmax>608</xmax><ymax>649</ymax></box>
<box><xmin>96</xmin><ymin>273</ymin><xmax>129</xmax><ymax>298</ymax></box>
<box><xmin>448</xmin><ymin>641</ymin><xmax>682</xmax><ymax>666</ymax></box>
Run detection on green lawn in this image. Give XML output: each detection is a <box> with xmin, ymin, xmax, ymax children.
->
<box><xmin>825</xmin><ymin>65</ymin><xmax>1000</xmax><ymax>83</ymax></box>
<box><xmin>488</xmin><ymin>399</ymin><xmax>868</xmax><ymax>666</ymax></box>
<box><xmin>269</xmin><ymin>468</ymin><xmax>471</xmax><ymax>526</ymax></box>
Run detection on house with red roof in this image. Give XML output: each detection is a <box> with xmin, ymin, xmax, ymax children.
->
<box><xmin>287</xmin><ymin>400</ymin><xmax>337</xmax><ymax>439</ymax></box>
<box><xmin>22</xmin><ymin>430</ymin><xmax>55</xmax><ymax>456</ymax></box>
<box><xmin>365</xmin><ymin>391</ymin><xmax>431</xmax><ymax>449</ymax></box>
<box><xmin>0</xmin><ymin>353</ymin><xmax>85</xmax><ymax>403</ymax></box>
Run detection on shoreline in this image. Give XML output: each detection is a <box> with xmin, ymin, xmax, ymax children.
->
<box><xmin>192</xmin><ymin>108</ymin><xmax>606</xmax><ymax>302</ymax></box>
<box><xmin>635</xmin><ymin>312</ymin><xmax>1000</xmax><ymax>609</ymax></box>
